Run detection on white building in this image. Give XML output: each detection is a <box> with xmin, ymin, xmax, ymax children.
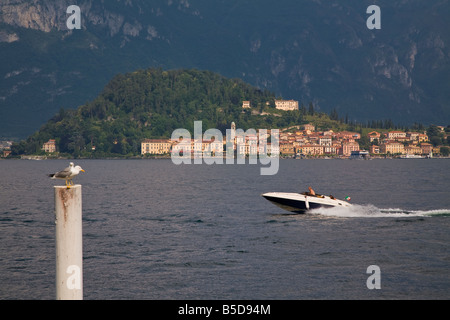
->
<box><xmin>275</xmin><ymin>99</ymin><xmax>299</xmax><ymax>111</ymax></box>
<box><xmin>242</xmin><ymin>101</ymin><xmax>251</xmax><ymax>109</ymax></box>
<box><xmin>319</xmin><ymin>136</ymin><xmax>332</xmax><ymax>146</ymax></box>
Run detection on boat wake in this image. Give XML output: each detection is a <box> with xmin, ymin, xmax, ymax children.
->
<box><xmin>309</xmin><ymin>204</ymin><xmax>450</xmax><ymax>218</ymax></box>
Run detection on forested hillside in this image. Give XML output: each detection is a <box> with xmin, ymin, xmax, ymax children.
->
<box><xmin>11</xmin><ymin>68</ymin><xmax>305</xmax><ymax>157</ymax></box>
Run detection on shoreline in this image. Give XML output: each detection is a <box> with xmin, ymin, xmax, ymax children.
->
<box><xmin>5</xmin><ymin>155</ymin><xmax>449</xmax><ymax>161</ymax></box>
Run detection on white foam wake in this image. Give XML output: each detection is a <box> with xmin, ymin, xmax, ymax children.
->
<box><xmin>309</xmin><ymin>204</ymin><xmax>450</xmax><ymax>218</ymax></box>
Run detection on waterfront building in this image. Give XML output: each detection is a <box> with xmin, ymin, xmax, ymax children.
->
<box><xmin>280</xmin><ymin>142</ymin><xmax>295</xmax><ymax>156</ymax></box>
<box><xmin>433</xmin><ymin>146</ymin><xmax>442</xmax><ymax>155</ymax></box>
<box><xmin>267</xmin><ymin>143</ymin><xmax>280</xmax><ymax>155</ymax></box>
<box><xmin>2</xmin><ymin>149</ymin><xmax>11</xmax><ymax>158</ymax></box>
<box><xmin>370</xmin><ymin>145</ymin><xmax>380</xmax><ymax>154</ymax></box>
<box><xmin>404</xmin><ymin>145</ymin><xmax>422</xmax><ymax>155</ymax></box>
<box><xmin>323</xmin><ymin>144</ymin><xmax>338</xmax><ymax>155</ymax></box>
<box><xmin>296</xmin><ymin>144</ymin><xmax>324</xmax><ymax>156</ymax></box>
<box><xmin>258</xmin><ymin>142</ymin><xmax>279</xmax><ymax>156</ymax></box>
<box><xmin>193</xmin><ymin>139</ymin><xmax>204</xmax><ymax>154</ymax></box>
<box><xmin>171</xmin><ymin>139</ymin><xmax>192</xmax><ymax>155</ymax></box>
<box><xmin>341</xmin><ymin>141</ymin><xmax>360</xmax><ymax>156</ymax></box>
<box><xmin>42</xmin><ymin>139</ymin><xmax>56</xmax><ymax>153</ymax></box>
<box><xmin>380</xmin><ymin>142</ymin><xmax>405</xmax><ymax>155</ymax></box>
<box><xmin>141</xmin><ymin>139</ymin><xmax>172</xmax><ymax>155</ymax></box>
<box><xmin>208</xmin><ymin>139</ymin><xmax>224</xmax><ymax>155</ymax></box>
<box><xmin>420</xmin><ymin>143</ymin><xmax>433</xmax><ymax>155</ymax></box>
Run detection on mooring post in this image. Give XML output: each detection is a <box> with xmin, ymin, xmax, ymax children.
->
<box><xmin>54</xmin><ymin>184</ymin><xmax>83</xmax><ymax>300</ymax></box>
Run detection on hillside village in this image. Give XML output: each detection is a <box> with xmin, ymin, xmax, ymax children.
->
<box><xmin>1</xmin><ymin>122</ymin><xmax>446</xmax><ymax>159</ymax></box>
<box><xmin>2</xmin><ymin>99</ymin><xmax>449</xmax><ymax>159</ymax></box>
<box><xmin>137</xmin><ymin>99</ymin><xmax>449</xmax><ymax>159</ymax></box>
<box><xmin>138</xmin><ymin>122</ymin><xmax>445</xmax><ymax>159</ymax></box>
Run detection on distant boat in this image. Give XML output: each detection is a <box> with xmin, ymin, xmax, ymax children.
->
<box><xmin>399</xmin><ymin>154</ymin><xmax>425</xmax><ymax>159</ymax></box>
<box><xmin>262</xmin><ymin>192</ymin><xmax>352</xmax><ymax>214</ymax></box>
<box><xmin>349</xmin><ymin>150</ymin><xmax>369</xmax><ymax>160</ymax></box>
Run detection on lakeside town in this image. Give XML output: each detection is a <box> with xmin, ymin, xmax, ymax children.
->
<box><xmin>4</xmin><ymin>121</ymin><xmax>446</xmax><ymax>160</ymax></box>
<box><xmin>139</xmin><ymin>122</ymin><xmax>448</xmax><ymax>159</ymax></box>
<box><xmin>1</xmin><ymin>99</ymin><xmax>449</xmax><ymax>160</ymax></box>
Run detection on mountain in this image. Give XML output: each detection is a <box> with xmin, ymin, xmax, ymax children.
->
<box><xmin>11</xmin><ymin>68</ymin><xmax>305</xmax><ymax>157</ymax></box>
<box><xmin>1</xmin><ymin>0</ymin><xmax>449</xmax><ymax>139</ymax></box>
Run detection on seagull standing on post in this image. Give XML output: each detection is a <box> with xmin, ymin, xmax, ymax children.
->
<box><xmin>49</xmin><ymin>162</ymin><xmax>85</xmax><ymax>188</ymax></box>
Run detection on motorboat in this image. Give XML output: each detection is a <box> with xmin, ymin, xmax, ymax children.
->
<box><xmin>349</xmin><ymin>150</ymin><xmax>370</xmax><ymax>159</ymax></box>
<box><xmin>261</xmin><ymin>192</ymin><xmax>352</xmax><ymax>213</ymax></box>
<box><xmin>399</xmin><ymin>154</ymin><xmax>425</xmax><ymax>159</ymax></box>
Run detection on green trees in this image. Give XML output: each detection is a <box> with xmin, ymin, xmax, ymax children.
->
<box><xmin>13</xmin><ymin>68</ymin><xmax>299</xmax><ymax>157</ymax></box>
<box><xmin>12</xmin><ymin>68</ymin><xmax>448</xmax><ymax>158</ymax></box>
<box><xmin>427</xmin><ymin>125</ymin><xmax>446</xmax><ymax>146</ymax></box>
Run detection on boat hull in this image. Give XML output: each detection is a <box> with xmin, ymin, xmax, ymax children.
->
<box><xmin>262</xmin><ymin>192</ymin><xmax>351</xmax><ymax>214</ymax></box>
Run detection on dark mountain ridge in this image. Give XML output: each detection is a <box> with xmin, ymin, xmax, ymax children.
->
<box><xmin>1</xmin><ymin>0</ymin><xmax>449</xmax><ymax>139</ymax></box>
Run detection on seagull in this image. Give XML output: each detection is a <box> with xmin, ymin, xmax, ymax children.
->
<box><xmin>48</xmin><ymin>162</ymin><xmax>85</xmax><ymax>188</ymax></box>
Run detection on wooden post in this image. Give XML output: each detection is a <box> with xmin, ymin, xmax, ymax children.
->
<box><xmin>54</xmin><ymin>184</ymin><xmax>83</xmax><ymax>300</ymax></box>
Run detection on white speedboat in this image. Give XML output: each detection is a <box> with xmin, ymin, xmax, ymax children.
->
<box><xmin>262</xmin><ymin>192</ymin><xmax>352</xmax><ymax>213</ymax></box>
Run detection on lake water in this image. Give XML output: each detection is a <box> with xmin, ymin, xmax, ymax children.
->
<box><xmin>0</xmin><ymin>158</ymin><xmax>449</xmax><ymax>300</ymax></box>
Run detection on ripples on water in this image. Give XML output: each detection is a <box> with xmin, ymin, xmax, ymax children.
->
<box><xmin>0</xmin><ymin>159</ymin><xmax>449</xmax><ymax>299</ymax></box>
<box><xmin>310</xmin><ymin>204</ymin><xmax>450</xmax><ymax>218</ymax></box>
